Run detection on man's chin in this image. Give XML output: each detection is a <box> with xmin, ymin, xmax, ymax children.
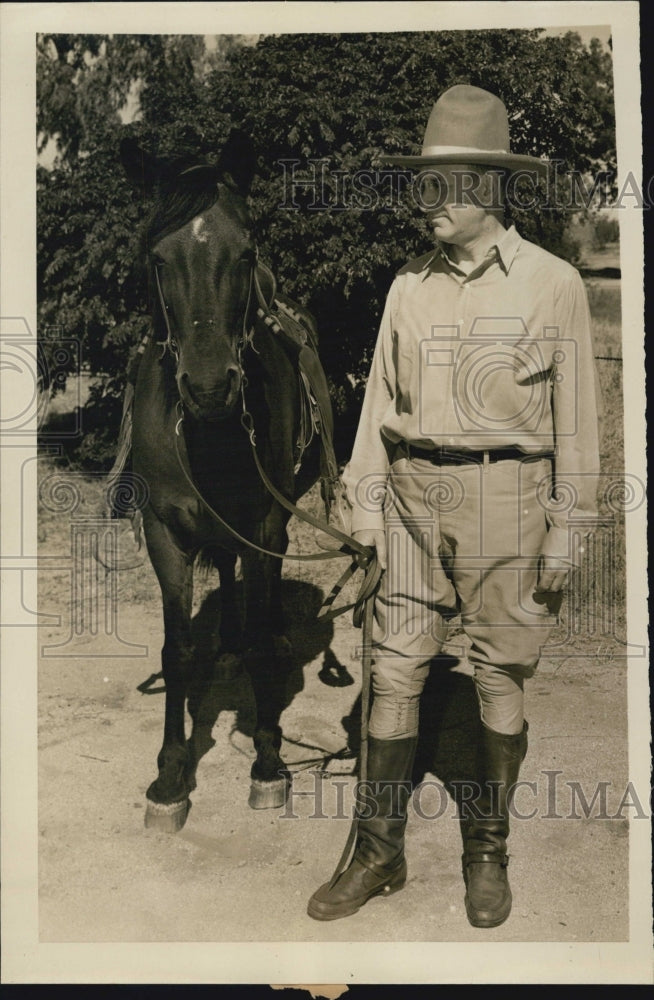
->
<box><xmin>431</xmin><ymin>223</ymin><xmax>453</xmax><ymax>242</ymax></box>
<box><xmin>429</xmin><ymin>216</ymin><xmax>450</xmax><ymax>231</ymax></box>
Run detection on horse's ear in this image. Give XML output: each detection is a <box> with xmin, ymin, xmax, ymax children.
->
<box><xmin>120</xmin><ymin>136</ymin><xmax>159</xmax><ymax>194</ymax></box>
<box><xmin>217</xmin><ymin>129</ymin><xmax>257</xmax><ymax>196</ymax></box>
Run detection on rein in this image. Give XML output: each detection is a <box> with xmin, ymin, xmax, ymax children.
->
<box><xmin>172</xmin><ymin>401</ymin><xmax>381</xmax><ymax>626</ymax></box>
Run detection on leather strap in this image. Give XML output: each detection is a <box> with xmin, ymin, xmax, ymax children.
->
<box><xmin>463</xmin><ymin>852</ymin><xmax>510</xmax><ymax>866</ymax></box>
<box><xmin>242</xmin><ymin>419</ymin><xmax>382</xmax><ymax>625</ymax></box>
<box><xmin>173</xmin><ymin>401</ymin><xmax>382</xmax><ymax>625</ymax></box>
<box><xmin>408</xmin><ymin>444</ymin><xmax>544</xmax><ymax>465</ymax></box>
<box><xmin>327</xmin><ymin>589</ymin><xmax>375</xmax><ymax>888</ymax></box>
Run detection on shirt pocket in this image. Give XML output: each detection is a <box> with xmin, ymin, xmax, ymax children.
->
<box><xmin>512</xmin><ymin>338</ymin><xmax>555</xmax><ymax>385</ymax></box>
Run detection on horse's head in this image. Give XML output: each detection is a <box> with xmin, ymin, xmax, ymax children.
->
<box><xmin>121</xmin><ymin>131</ymin><xmax>258</xmax><ymax>421</ymax></box>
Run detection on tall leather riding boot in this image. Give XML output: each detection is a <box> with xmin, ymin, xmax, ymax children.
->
<box><xmin>462</xmin><ymin>720</ymin><xmax>528</xmax><ymax>928</ymax></box>
<box><xmin>307</xmin><ymin>735</ymin><xmax>418</xmax><ymax>921</ymax></box>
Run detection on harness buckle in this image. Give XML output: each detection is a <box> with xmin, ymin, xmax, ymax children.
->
<box><xmin>240</xmin><ymin>410</ymin><xmax>256</xmax><ymax>444</ymax></box>
<box><xmin>175</xmin><ymin>400</ymin><xmax>184</xmax><ymax>437</ymax></box>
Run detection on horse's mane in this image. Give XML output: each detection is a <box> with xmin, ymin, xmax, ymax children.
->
<box><xmin>148</xmin><ymin>159</ymin><xmax>223</xmax><ymax>248</ymax></box>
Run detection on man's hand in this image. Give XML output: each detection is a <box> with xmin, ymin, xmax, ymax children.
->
<box><xmin>536</xmin><ymin>555</ymin><xmax>570</xmax><ymax>593</ymax></box>
<box><xmin>353</xmin><ymin>529</ymin><xmax>387</xmax><ymax>571</ymax></box>
<box><xmin>533</xmin><ymin>555</ymin><xmax>571</xmax><ymax>615</ymax></box>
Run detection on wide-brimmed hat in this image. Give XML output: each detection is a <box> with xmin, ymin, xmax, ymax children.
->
<box><xmin>382</xmin><ymin>84</ymin><xmax>549</xmax><ymax>177</ymax></box>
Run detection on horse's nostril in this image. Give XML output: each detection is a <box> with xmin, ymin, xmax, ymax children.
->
<box><xmin>179</xmin><ymin>369</ymin><xmax>241</xmax><ymax>414</ymax></box>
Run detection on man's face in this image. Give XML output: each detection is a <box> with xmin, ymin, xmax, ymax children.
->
<box><xmin>417</xmin><ymin>164</ymin><xmax>491</xmax><ymax>246</ymax></box>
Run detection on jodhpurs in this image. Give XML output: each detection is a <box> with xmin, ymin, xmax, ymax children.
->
<box><xmin>368</xmin><ymin>452</ymin><xmax>558</xmax><ymax>739</ymax></box>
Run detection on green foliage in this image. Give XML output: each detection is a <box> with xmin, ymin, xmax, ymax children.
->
<box><xmin>37</xmin><ymin>29</ymin><xmax>616</xmax><ymax>466</ymax></box>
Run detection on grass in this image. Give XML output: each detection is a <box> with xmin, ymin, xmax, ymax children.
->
<box><xmin>37</xmin><ymin>458</ymin><xmax>162</xmax><ymax>611</ymax></box>
<box><xmin>586</xmin><ymin>280</ymin><xmax>623</xmax><ymax>358</ymax></box>
<box><xmin>584</xmin><ymin>278</ymin><xmax>626</xmax><ymax>640</ymax></box>
<box><xmin>586</xmin><ymin>279</ymin><xmax>623</xmax><ymax>472</ymax></box>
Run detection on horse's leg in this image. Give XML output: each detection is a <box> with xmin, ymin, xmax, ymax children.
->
<box><xmin>270</xmin><ymin>555</ymin><xmax>293</xmax><ymax>659</ymax></box>
<box><xmin>214</xmin><ymin>548</ymin><xmax>243</xmax><ymax>681</ymax></box>
<box><xmin>143</xmin><ymin>516</ymin><xmax>196</xmax><ymax>832</ymax></box>
<box><xmin>241</xmin><ymin>546</ymin><xmax>291</xmax><ymax>809</ymax></box>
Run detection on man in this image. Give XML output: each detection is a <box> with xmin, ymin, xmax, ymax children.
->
<box><xmin>307</xmin><ymin>85</ymin><xmax>601</xmax><ymax>927</ymax></box>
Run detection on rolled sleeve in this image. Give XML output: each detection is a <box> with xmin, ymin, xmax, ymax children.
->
<box><xmin>342</xmin><ymin>284</ymin><xmax>398</xmax><ymax>533</ymax></box>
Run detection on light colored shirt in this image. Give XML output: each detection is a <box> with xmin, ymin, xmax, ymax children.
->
<box><xmin>343</xmin><ymin>225</ymin><xmax>601</xmax><ymax>565</ymax></box>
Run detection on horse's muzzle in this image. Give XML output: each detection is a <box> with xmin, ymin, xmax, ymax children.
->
<box><xmin>178</xmin><ymin>369</ymin><xmax>241</xmax><ymax>420</ymax></box>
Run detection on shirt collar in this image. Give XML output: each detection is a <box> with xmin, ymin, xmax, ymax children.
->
<box><xmin>493</xmin><ymin>225</ymin><xmax>521</xmax><ymax>272</ymax></box>
<box><xmin>421</xmin><ymin>225</ymin><xmax>522</xmax><ymax>278</ymax></box>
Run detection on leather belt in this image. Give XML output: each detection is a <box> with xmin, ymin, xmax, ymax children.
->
<box><xmin>406</xmin><ymin>444</ymin><xmax>546</xmax><ymax>466</ymax></box>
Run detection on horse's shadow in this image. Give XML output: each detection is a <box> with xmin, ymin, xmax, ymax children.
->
<box><xmin>137</xmin><ymin>576</ymin><xmax>353</xmax><ymax>788</ymax></box>
<box><xmin>137</xmin><ymin>584</ymin><xmax>480</xmax><ymax>826</ymax></box>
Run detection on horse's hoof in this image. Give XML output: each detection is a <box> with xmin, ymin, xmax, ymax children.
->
<box><xmin>144</xmin><ymin>798</ymin><xmax>189</xmax><ymax>832</ymax></box>
<box><xmin>215</xmin><ymin>652</ymin><xmax>243</xmax><ymax>682</ymax></box>
<box><xmin>248</xmin><ymin>774</ymin><xmax>291</xmax><ymax>810</ymax></box>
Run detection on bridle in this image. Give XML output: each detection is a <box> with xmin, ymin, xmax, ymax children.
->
<box><xmin>152</xmin><ymin>164</ymin><xmax>265</xmax><ymax>367</ymax></box>
<box><xmin>153</xmin><ymin>251</ymin><xmax>258</xmax><ymax>369</ymax></box>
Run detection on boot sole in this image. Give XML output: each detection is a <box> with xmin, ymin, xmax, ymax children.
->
<box><xmin>464</xmin><ymin>891</ymin><xmax>512</xmax><ymax>928</ymax></box>
<box><xmin>307</xmin><ymin>875</ymin><xmax>406</xmax><ymax>921</ymax></box>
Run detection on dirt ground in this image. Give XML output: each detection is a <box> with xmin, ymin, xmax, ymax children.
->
<box><xmin>33</xmin><ymin>266</ymin><xmax>651</xmax><ymax>981</ymax></box>
<box><xmin>35</xmin><ymin>466</ymin><xmax>638</xmax><ymax>954</ymax></box>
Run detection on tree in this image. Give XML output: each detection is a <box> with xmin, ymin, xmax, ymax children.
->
<box><xmin>37</xmin><ymin>33</ymin><xmax>221</xmax><ymax>464</ymax></box>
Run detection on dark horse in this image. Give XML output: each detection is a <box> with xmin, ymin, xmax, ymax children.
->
<box><xmin>119</xmin><ymin>131</ymin><xmax>338</xmax><ymax>831</ymax></box>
